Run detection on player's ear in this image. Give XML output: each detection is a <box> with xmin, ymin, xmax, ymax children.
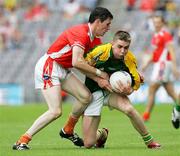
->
<box><xmin>95</xmin><ymin>18</ymin><xmax>101</xmax><ymax>24</ymax></box>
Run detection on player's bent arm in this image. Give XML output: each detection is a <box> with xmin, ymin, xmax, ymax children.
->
<box><xmin>167</xmin><ymin>42</ymin><xmax>180</xmax><ymax>78</ymax></box>
<box><xmin>84</xmin><ymin>72</ymin><xmax>100</xmax><ymax>82</ymax></box>
<box><xmin>72</xmin><ymin>46</ymin><xmax>109</xmax><ymax>79</ymax></box>
<box><xmin>141</xmin><ymin>53</ymin><xmax>153</xmax><ymax>72</ymax></box>
<box><xmin>167</xmin><ymin>43</ymin><xmax>177</xmax><ymax>66</ymax></box>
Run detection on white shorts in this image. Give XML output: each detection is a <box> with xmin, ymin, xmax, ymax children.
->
<box><xmin>151</xmin><ymin>61</ymin><xmax>173</xmax><ymax>83</ymax></box>
<box><xmin>34</xmin><ymin>54</ymin><xmax>70</xmax><ymax>89</ymax></box>
<box><xmin>84</xmin><ymin>90</ymin><xmax>110</xmax><ymax>116</ymax></box>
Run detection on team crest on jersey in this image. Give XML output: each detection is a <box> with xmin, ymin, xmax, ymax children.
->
<box><xmin>93</xmin><ymin>52</ymin><xmax>103</xmax><ymax>62</ymax></box>
<box><xmin>87</xmin><ymin>53</ymin><xmax>102</xmax><ymax>66</ymax></box>
<box><xmin>43</xmin><ymin>74</ymin><xmax>50</xmax><ymax>80</ymax></box>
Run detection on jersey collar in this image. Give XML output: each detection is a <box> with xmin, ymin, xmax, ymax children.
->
<box><xmin>88</xmin><ymin>23</ymin><xmax>94</xmax><ymax>41</ymax></box>
<box><xmin>155</xmin><ymin>27</ymin><xmax>165</xmax><ymax>36</ymax></box>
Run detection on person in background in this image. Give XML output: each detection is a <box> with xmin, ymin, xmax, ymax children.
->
<box><xmin>141</xmin><ymin>15</ymin><xmax>180</xmax><ymax>127</ymax></box>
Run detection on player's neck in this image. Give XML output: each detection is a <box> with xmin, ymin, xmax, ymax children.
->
<box><xmin>89</xmin><ymin>23</ymin><xmax>97</xmax><ymax>37</ymax></box>
<box><xmin>88</xmin><ymin>23</ymin><xmax>95</xmax><ymax>39</ymax></box>
<box><xmin>155</xmin><ymin>27</ymin><xmax>163</xmax><ymax>33</ymax></box>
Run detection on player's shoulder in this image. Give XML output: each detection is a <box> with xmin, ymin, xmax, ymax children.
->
<box><xmin>160</xmin><ymin>28</ymin><xmax>173</xmax><ymax>37</ymax></box>
<box><xmin>126</xmin><ymin>50</ymin><xmax>136</xmax><ymax>60</ymax></box>
<box><xmin>86</xmin><ymin>43</ymin><xmax>111</xmax><ymax>59</ymax></box>
<box><xmin>69</xmin><ymin>23</ymin><xmax>88</xmax><ymax>33</ymax></box>
<box><xmin>91</xmin><ymin>43</ymin><xmax>112</xmax><ymax>56</ymax></box>
<box><xmin>96</xmin><ymin>43</ymin><xmax>112</xmax><ymax>49</ymax></box>
<box><xmin>125</xmin><ymin>50</ymin><xmax>137</xmax><ymax>65</ymax></box>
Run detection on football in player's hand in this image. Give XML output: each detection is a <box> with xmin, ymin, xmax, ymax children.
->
<box><xmin>110</xmin><ymin>71</ymin><xmax>132</xmax><ymax>92</ymax></box>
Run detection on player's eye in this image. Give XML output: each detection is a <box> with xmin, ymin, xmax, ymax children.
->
<box><xmin>124</xmin><ymin>46</ymin><xmax>129</xmax><ymax>50</ymax></box>
<box><xmin>118</xmin><ymin>45</ymin><xmax>129</xmax><ymax>50</ymax></box>
<box><xmin>118</xmin><ymin>45</ymin><xmax>123</xmax><ymax>48</ymax></box>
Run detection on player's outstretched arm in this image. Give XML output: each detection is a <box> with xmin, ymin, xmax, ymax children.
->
<box><xmin>167</xmin><ymin>42</ymin><xmax>180</xmax><ymax>78</ymax></box>
<box><xmin>141</xmin><ymin>54</ymin><xmax>153</xmax><ymax>73</ymax></box>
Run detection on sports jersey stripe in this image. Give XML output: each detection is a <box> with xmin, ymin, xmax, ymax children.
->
<box><xmin>42</xmin><ymin>57</ymin><xmax>54</xmax><ymax>89</ymax></box>
<box><xmin>71</xmin><ymin>43</ymin><xmax>85</xmax><ymax>49</ymax></box>
<box><xmin>49</xmin><ymin>45</ymin><xmax>71</xmax><ymax>59</ymax></box>
<box><xmin>159</xmin><ymin>48</ymin><xmax>168</xmax><ymax>61</ymax></box>
<box><xmin>88</xmin><ymin>23</ymin><xmax>94</xmax><ymax>41</ymax></box>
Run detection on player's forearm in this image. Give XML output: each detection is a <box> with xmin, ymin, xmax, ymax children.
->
<box><xmin>84</xmin><ymin>72</ymin><xmax>101</xmax><ymax>82</ymax></box>
<box><xmin>73</xmin><ymin>59</ymin><xmax>102</xmax><ymax>77</ymax></box>
<box><xmin>141</xmin><ymin>60</ymin><xmax>151</xmax><ymax>72</ymax></box>
<box><xmin>72</xmin><ymin>46</ymin><xmax>104</xmax><ymax>78</ymax></box>
<box><xmin>168</xmin><ymin>44</ymin><xmax>177</xmax><ymax>68</ymax></box>
<box><xmin>142</xmin><ymin>53</ymin><xmax>153</xmax><ymax>71</ymax></box>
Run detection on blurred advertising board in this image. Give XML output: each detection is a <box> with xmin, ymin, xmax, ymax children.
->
<box><xmin>0</xmin><ymin>84</ymin><xmax>24</xmax><ymax>105</ymax></box>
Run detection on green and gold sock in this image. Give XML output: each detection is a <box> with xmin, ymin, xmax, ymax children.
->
<box><xmin>142</xmin><ymin>133</ymin><xmax>153</xmax><ymax>145</ymax></box>
<box><xmin>175</xmin><ymin>104</ymin><xmax>180</xmax><ymax>112</ymax></box>
<box><xmin>175</xmin><ymin>100</ymin><xmax>180</xmax><ymax>112</ymax></box>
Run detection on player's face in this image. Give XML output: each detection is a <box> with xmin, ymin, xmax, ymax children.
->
<box><xmin>153</xmin><ymin>17</ymin><xmax>164</xmax><ymax>32</ymax></box>
<box><xmin>112</xmin><ymin>39</ymin><xmax>129</xmax><ymax>59</ymax></box>
<box><xmin>95</xmin><ymin>18</ymin><xmax>112</xmax><ymax>36</ymax></box>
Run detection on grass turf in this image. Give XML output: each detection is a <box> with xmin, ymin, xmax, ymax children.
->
<box><xmin>0</xmin><ymin>103</ymin><xmax>180</xmax><ymax>156</ymax></box>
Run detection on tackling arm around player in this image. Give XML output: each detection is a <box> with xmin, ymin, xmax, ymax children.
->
<box><xmin>13</xmin><ymin>7</ymin><xmax>113</xmax><ymax>150</ymax></box>
<box><xmin>62</xmin><ymin>30</ymin><xmax>161</xmax><ymax>149</ymax></box>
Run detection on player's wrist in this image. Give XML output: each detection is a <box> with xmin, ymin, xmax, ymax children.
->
<box><xmin>96</xmin><ymin>69</ymin><xmax>102</xmax><ymax>77</ymax></box>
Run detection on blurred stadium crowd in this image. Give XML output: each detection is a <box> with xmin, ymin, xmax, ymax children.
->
<box><xmin>0</xmin><ymin>0</ymin><xmax>179</xmax><ymax>103</ymax></box>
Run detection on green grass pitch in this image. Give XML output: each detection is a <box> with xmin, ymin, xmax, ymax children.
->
<box><xmin>0</xmin><ymin>103</ymin><xmax>180</xmax><ymax>156</ymax></box>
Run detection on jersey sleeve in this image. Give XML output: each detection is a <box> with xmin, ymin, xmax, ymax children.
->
<box><xmin>164</xmin><ymin>31</ymin><xmax>173</xmax><ymax>44</ymax></box>
<box><xmin>84</xmin><ymin>43</ymin><xmax>111</xmax><ymax>66</ymax></box>
<box><xmin>125</xmin><ymin>51</ymin><xmax>141</xmax><ymax>90</ymax></box>
<box><xmin>84</xmin><ymin>45</ymin><xmax>104</xmax><ymax>66</ymax></box>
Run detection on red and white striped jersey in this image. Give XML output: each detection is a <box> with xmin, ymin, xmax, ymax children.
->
<box><xmin>151</xmin><ymin>28</ymin><xmax>173</xmax><ymax>62</ymax></box>
<box><xmin>47</xmin><ymin>23</ymin><xmax>102</xmax><ymax>68</ymax></box>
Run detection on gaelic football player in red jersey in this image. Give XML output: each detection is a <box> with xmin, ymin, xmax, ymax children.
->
<box><xmin>141</xmin><ymin>15</ymin><xmax>180</xmax><ymax>125</ymax></box>
<box><xmin>13</xmin><ymin>7</ymin><xmax>113</xmax><ymax>150</ymax></box>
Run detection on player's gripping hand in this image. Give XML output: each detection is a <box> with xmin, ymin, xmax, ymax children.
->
<box><xmin>114</xmin><ymin>81</ymin><xmax>133</xmax><ymax>95</ymax></box>
<box><xmin>172</xmin><ymin>67</ymin><xmax>180</xmax><ymax>79</ymax></box>
<box><xmin>97</xmin><ymin>78</ymin><xmax>113</xmax><ymax>93</ymax></box>
<box><xmin>100</xmin><ymin>71</ymin><xmax>110</xmax><ymax>80</ymax></box>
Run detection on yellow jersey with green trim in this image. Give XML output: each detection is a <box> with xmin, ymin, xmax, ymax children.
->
<box><xmin>84</xmin><ymin>43</ymin><xmax>141</xmax><ymax>93</ymax></box>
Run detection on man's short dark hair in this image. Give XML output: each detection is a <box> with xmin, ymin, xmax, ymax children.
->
<box><xmin>88</xmin><ymin>7</ymin><xmax>113</xmax><ymax>23</ymax></box>
<box><xmin>113</xmin><ymin>30</ymin><xmax>131</xmax><ymax>43</ymax></box>
<box><xmin>153</xmin><ymin>15</ymin><xmax>166</xmax><ymax>24</ymax></box>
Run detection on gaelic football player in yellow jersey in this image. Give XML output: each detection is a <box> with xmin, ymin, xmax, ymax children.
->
<box><xmin>62</xmin><ymin>31</ymin><xmax>161</xmax><ymax>149</ymax></box>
